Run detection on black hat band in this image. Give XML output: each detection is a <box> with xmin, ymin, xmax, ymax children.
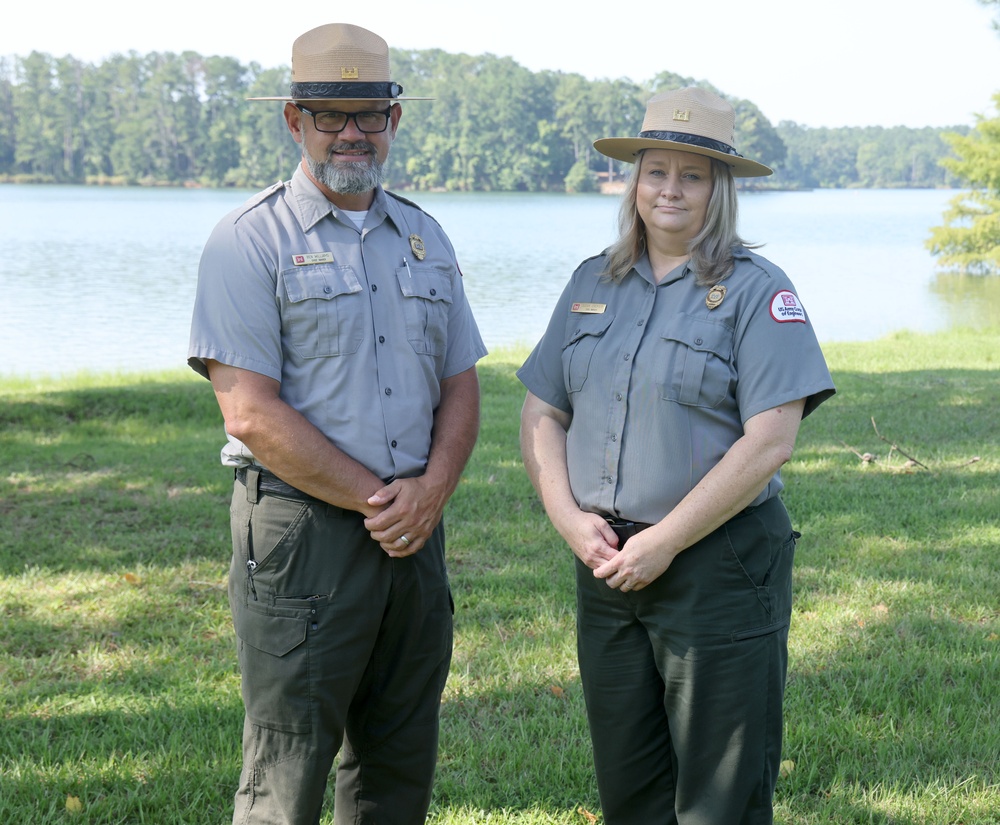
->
<box><xmin>290</xmin><ymin>81</ymin><xmax>403</xmax><ymax>99</ymax></box>
<box><xmin>638</xmin><ymin>130</ymin><xmax>744</xmax><ymax>159</ymax></box>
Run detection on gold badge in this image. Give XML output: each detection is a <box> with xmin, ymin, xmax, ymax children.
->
<box><xmin>341</xmin><ymin>67</ymin><xmax>359</xmax><ymax>79</ymax></box>
<box><xmin>408</xmin><ymin>234</ymin><xmax>426</xmax><ymax>261</ymax></box>
<box><xmin>706</xmin><ymin>285</ymin><xmax>727</xmax><ymax>309</ymax></box>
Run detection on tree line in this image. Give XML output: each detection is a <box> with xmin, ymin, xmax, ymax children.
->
<box><xmin>0</xmin><ymin>49</ymin><xmax>970</xmax><ymax>192</ymax></box>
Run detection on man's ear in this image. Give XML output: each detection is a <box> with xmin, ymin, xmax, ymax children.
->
<box><xmin>284</xmin><ymin>102</ymin><xmax>304</xmax><ymax>143</ymax></box>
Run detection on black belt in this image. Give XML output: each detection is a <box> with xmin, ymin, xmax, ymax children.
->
<box><xmin>605</xmin><ymin>517</ymin><xmax>652</xmax><ymax>548</ymax></box>
<box><xmin>235</xmin><ymin>466</ymin><xmax>324</xmax><ymax>505</ymax></box>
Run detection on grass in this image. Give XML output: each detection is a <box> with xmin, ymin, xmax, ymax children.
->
<box><xmin>1</xmin><ymin>327</ymin><xmax>998</xmax><ymax>824</ymax></box>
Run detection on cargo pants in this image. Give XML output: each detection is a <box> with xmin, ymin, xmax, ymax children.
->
<box><xmin>228</xmin><ymin>469</ymin><xmax>453</xmax><ymax>825</ymax></box>
<box><xmin>576</xmin><ymin>496</ymin><xmax>797</xmax><ymax>825</ymax></box>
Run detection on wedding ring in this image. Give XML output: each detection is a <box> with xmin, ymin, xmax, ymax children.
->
<box><xmin>399</xmin><ymin>535</ymin><xmax>410</xmax><ymax>546</ymax></box>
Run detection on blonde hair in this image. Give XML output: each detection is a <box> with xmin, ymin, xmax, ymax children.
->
<box><xmin>602</xmin><ymin>152</ymin><xmax>756</xmax><ymax>286</ymax></box>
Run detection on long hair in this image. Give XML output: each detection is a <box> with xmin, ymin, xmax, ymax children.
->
<box><xmin>602</xmin><ymin>151</ymin><xmax>757</xmax><ymax>286</ymax></box>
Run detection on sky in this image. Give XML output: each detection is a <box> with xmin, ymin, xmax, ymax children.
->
<box><xmin>3</xmin><ymin>0</ymin><xmax>998</xmax><ymax>129</ymax></box>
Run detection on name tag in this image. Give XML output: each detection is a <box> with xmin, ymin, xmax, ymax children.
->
<box><xmin>292</xmin><ymin>252</ymin><xmax>334</xmax><ymax>266</ymax></box>
<box><xmin>571</xmin><ymin>302</ymin><xmax>607</xmax><ymax>314</ymax></box>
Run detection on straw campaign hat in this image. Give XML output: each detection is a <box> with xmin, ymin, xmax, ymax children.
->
<box><xmin>249</xmin><ymin>23</ymin><xmax>432</xmax><ymax>102</ymax></box>
<box><xmin>594</xmin><ymin>87</ymin><xmax>772</xmax><ymax>177</ymax></box>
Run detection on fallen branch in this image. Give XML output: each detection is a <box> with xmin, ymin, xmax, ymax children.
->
<box><xmin>871</xmin><ymin>417</ymin><xmax>930</xmax><ymax>470</ymax></box>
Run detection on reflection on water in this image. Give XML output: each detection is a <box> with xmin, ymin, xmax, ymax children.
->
<box><xmin>1</xmin><ymin>185</ymin><xmax>997</xmax><ymax>378</ymax></box>
<box><xmin>930</xmin><ymin>271</ymin><xmax>1000</xmax><ymax>330</ymax></box>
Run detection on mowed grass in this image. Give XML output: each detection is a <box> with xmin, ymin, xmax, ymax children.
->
<box><xmin>1</xmin><ymin>327</ymin><xmax>998</xmax><ymax>824</ymax></box>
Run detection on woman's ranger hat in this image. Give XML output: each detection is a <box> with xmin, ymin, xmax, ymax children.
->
<box><xmin>594</xmin><ymin>86</ymin><xmax>772</xmax><ymax>177</ymax></box>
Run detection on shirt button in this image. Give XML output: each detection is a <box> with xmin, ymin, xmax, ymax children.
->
<box><xmin>430</xmin><ymin>288</ymin><xmax>437</xmax><ymax>296</ymax></box>
<box><xmin>611</xmin><ymin>434</ymin><xmax>617</xmax><ymax>442</ymax></box>
<box><xmin>391</xmin><ymin>440</ymin><xmax>397</xmax><ymax>448</ymax></box>
<box><xmin>624</xmin><ymin>354</ymin><xmax>631</xmax><ymax>361</ymax></box>
<box><xmin>384</xmin><ymin>387</ymin><xmax>392</xmax><ymax>396</ymax></box>
<box><xmin>616</xmin><ymin>393</ymin><xmax>623</xmax><ymax>401</ymax></box>
<box><xmin>637</xmin><ymin>320</ymin><xmax>644</xmax><ymax>326</ymax></box>
<box><xmin>372</xmin><ymin>284</ymin><xmax>378</xmax><ymax>292</ymax></box>
<box><xmin>379</xmin><ymin>335</ymin><xmax>385</xmax><ymax>343</ymax></box>
<box><xmin>695</xmin><ymin>337</ymin><xmax>704</xmax><ymax>346</ymax></box>
<box><xmin>323</xmin><ymin>286</ymin><xmax>332</xmax><ymax>294</ymax></box>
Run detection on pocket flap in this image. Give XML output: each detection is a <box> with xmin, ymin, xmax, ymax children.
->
<box><xmin>283</xmin><ymin>264</ymin><xmax>361</xmax><ymax>303</ymax></box>
<box><xmin>396</xmin><ymin>264</ymin><xmax>451</xmax><ymax>302</ymax></box>
<box><xmin>662</xmin><ymin>316</ymin><xmax>732</xmax><ymax>358</ymax></box>
<box><xmin>236</xmin><ymin>608</ymin><xmax>308</xmax><ymax>657</ymax></box>
<box><xmin>564</xmin><ymin>312</ymin><xmax>614</xmax><ymax>347</ymax></box>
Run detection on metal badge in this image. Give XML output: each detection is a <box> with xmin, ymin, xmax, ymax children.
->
<box><xmin>408</xmin><ymin>234</ymin><xmax>426</xmax><ymax>261</ymax></box>
<box><xmin>705</xmin><ymin>285</ymin><xmax>727</xmax><ymax>309</ymax></box>
<box><xmin>571</xmin><ymin>302</ymin><xmax>607</xmax><ymax>314</ymax></box>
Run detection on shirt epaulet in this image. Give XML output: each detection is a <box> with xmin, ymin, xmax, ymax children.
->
<box><xmin>232</xmin><ymin>180</ymin><xmax>289</xmax><ymax>221</ymax></box>
<box><xmin>576</xmin><ymin>251</ymin><xmax>609</xmax><ymax>270</ymax></box>
<box><xmin>385</xmin><ymin>189</ymin><xmax>444</xmax><ymax>230</ymax></box>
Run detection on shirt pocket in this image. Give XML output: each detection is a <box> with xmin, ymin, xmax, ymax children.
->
<box><xmin>281</xmin><ymin>264</ymin><xmax>365</xmax><ymax>358</ymax></box>
<box><xmin>561</xmin><ymin>312</ymin><xmax>614</xmax><ymax>394</ymax></box>
<box><xmin>657</xmin><ymin>316</ymin><xmax>734</xmax><ymax>408</ymax></box>
<box><xmin>395</xmin><ymin>264</ymin><xmax>453</xmax><ymax>356</ymax></box>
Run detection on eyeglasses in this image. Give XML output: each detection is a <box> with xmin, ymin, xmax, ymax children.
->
<box><xmin>295</xmin><ymin>105</ymin><xmax>392</xmax><ymax>134</ymax></box>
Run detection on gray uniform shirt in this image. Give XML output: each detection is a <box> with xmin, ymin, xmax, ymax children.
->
<box><xmin>189</xmin><ymin>165</ymin><xmax>487</xmax><ymax>479</ymax></box>
<box><xmin>517</xmin><ymin>248</ymin><xmax>835</xmax><ymax>524</ymax></box>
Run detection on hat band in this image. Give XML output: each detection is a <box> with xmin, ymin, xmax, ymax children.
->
<box><xmin>291</xmin><ymin>81</ymin><xmax>403</xmax><ymax>99</ymax></box>
<box><xmin>639</xmin><ymin>130</ymin><xmax>744</xmax><ymax>159</ymax></box>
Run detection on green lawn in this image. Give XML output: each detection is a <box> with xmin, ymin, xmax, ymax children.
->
<box><xmin>1</xmin><ymin>327</ymin><xmax>998</xmax><ymax>824</ymax></box>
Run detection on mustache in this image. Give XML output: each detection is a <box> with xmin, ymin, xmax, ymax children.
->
<box><xmin>326</xmin><ymin>141</ymin><xmax>378</xmax><ymax>159</ymax></box>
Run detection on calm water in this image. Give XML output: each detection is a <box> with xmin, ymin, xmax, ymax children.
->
<box><xmin>1</xmin><ymin>184</ymin><xmax>998</xmax><ymax>378</ymax></box>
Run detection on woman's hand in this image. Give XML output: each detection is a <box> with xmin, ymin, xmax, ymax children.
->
<box><xmin>556</xmin><ymin>511</ymin><xmax>620</xmax><ymax>569</ymax></box>
<box><xmin>593</xmin><ymin>529</ymin><xmax>678</xmax><ymax>592</ymax></box>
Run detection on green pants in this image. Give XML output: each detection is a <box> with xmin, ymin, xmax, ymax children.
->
<box><xmin>228</xmin><ymin>473</ymin><xmax>453</xmax><ymax>825</ymax></box>
<box><xmin>576</xmin><ymin>497</ymin><xmax>796</xmax><ymax>825</ymax></box>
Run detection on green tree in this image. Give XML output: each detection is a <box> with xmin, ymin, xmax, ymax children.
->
<box><xmin>199</xmin><ymin>55</ymin><xmax>250</xmax><ymax>185</ymax></box>
<box><xmin>232</xmin><ymin>65</ymin><xmax>293</xmax><ymax>187</ymax></box>
<box><xmin>926</xmin><ymin>92</ymin><xmax>1000</xmax><ymax>274</ymax></box>
<box><xmin>0</xmin><ymin>58</ymin><xmax>16</xmax><ymax>173</ymax></box>
<box><xmin>731</xmin><ymin>98</ymin><xmax>786</xmax><ymax>179</ymax></box>
<box><xmin>12</xmin><ymin>52</ymin><xmax>62</xmax><ymax>180</ymax></box>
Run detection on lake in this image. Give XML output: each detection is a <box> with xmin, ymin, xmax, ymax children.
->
<box><xmin>1</xmin><ymin>184</ymin><xmax>998</xmax><ymax>379</ymax></box>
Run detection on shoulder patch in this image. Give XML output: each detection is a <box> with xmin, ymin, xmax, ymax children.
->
<box><xmin>769</xmin><ymin>290</ymin><xmax>807</xmax><ymax>324</ymax></box>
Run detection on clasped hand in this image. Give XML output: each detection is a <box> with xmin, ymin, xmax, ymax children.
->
<box><xmin>566</xmin><ymin>513</ymin><xmax>675</xmax><ymax>593</ymax></box>
<box><xmin>363</xmin><ymin>476</ymin><xmax>445</xmax><ymax>557</ymax></box>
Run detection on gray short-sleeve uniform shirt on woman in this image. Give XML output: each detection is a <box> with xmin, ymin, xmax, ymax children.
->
<box><xmin>189</xmin><ymin>165</ymin><xmax>487</xmax><ymax>480</ymax></box>
<box><xmin>517</xmin><ymin>249</ymin><xmax>835</xmax><ymax>525</ymax></box>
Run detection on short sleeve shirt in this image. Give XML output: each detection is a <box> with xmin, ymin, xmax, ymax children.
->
<box><xmin>517</xmin><ymin>248</ymin><xmax>835</xmax><ymax>524</ymax></box>
<box><xmin>189</xmin><ymin>165</ymin><xmax>487</xmax><ymax>479</ymax></box>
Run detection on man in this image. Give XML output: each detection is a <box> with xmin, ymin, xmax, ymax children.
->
<box><xmin>188</xmin><ymin>23</ymin><xmax>486</xmax><ymax>825</ymax></box>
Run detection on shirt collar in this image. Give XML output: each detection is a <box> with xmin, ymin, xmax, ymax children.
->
<box><xmin>289</xmin><ymin>164</ymin><xmax>405</xmax><ymax>238</ymax></box>
<box><xmin>634</xmin><ymin>254</ymin><xmax>689</xmax><ymax>286</ymax></box>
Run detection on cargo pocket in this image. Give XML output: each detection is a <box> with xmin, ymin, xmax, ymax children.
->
<box><xmin>234</xmin><ymin>604</ymin><xmax>313</xmax><ymax>734</ymax></box>
<box><xmin>395</xmin><ymin>264</ymin><xmax>453</xmax><ymax>356</ymax></box>
<box><xmin>281</xmin><ymin>264</ymin><xmax>365</xmax><ymax>358</ymax></box>
<box><xmin>562</xmin><ymin>312</ymin><xmax>614</xmax><ymax>393</ymax></box>
<box><xmin>657</xmin><ymin>315</ymin><xmax>734</xmax><ymax>408</ymax></box>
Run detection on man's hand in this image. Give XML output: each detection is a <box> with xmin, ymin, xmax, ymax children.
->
<box><xmin>364</xmin><ymin>477</ymin><xmax>448</xmax><ymax>557</ymax></box>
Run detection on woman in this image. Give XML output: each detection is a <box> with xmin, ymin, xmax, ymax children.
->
<box><xmin>518</xmin><ymin>87</ymin><xmax>836</xmax><ymax>824</ymax></box>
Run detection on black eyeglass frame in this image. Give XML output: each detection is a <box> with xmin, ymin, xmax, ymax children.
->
<box><xmin>294</xmin><ymin>104</ymin><xmax>393</xmax><ymax>134</ymax></box>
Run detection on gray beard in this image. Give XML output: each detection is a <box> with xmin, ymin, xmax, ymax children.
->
<box><xmin>305</xmin><ymin>142</ymin><xmax>385</xmax><ymax>195</ymax></box>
